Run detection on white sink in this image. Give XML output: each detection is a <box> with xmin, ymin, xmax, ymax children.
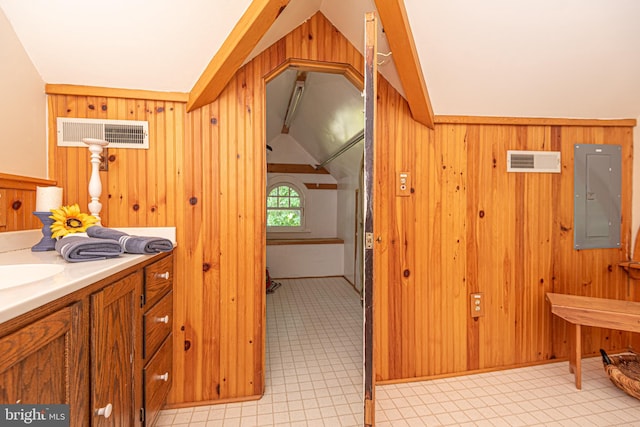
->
<box><xmin>0</xmin><ymin>264</ymin><xmax>65</xmax><ymax>290</ymax></box>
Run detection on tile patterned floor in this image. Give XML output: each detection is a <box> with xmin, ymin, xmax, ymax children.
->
<box><xmin>376</xmin><ymin>356</ymin><xmax>640</xmax><ymax>426</ymax></box>
<box><xmin>157</xmin><ymin>277</ymin><xmax>640</xmax><ymax>426</ymax></box>
<box><xmin>157</xmin><ymin>277</ymin><xmax>363</xmax><ymax>427</ymax></box>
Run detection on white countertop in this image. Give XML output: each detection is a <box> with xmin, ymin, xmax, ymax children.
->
<box><xmin>0</xmin><ymin>227</ymin><xmax>176</xmax><ymax>324</ymax></box>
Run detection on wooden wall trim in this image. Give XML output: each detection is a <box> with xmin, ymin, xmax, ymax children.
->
<box><xmin>45</xmin><ymin>84</ymin><xmax>189</xmax><ymax>103</ymax></box>
<box><xmin>266</xmin><ymin>58</ymin><xmax>364</xmax><ymax>91</ymax></box>
<box><xmin>373</xmin><ymin>0</ymin><xmax>434</xmax><ymax>129</ymax></box>
<box><xmin>304</xmin><ymin>183</ymin><xmax>338</xmax><ymax>190</ymax></box>
<box><xmin>267</xmin><ymin>163</ymin><xmax>329</xmax><ymax>174</ymax></box>
<box><xmin>435</xmin><ymin>115</ymin><xmax>637</xmax><ymax>127</ymax></box>
<box><xmin>266</xmin><ymin>238</ymin><xmax>344</xmax><ymax>245</ymax></box>
<box><xmin>187</xmin><ymin>0</ymin><xmax>291</xmax><ymax>112</ymax></box>
<box><xmin>0</xmin><ymin>173</ymin><xmax>56</xmax><ymax>190</ymax></box>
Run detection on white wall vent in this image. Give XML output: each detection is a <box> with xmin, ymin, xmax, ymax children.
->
<box><xmin>507</xmin><ymin>150</ymin><xmax>561</xmax><ymax>173</ymax></box>
<box><xmin>56</xmin><ymin>117</ymin><xmax>149</xmax><ymax>149</ymax></box>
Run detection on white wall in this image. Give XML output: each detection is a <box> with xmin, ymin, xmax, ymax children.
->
<box><xmin>266</xmin><ymin>173</ymin><xmax>338</xmax><ymax>239</ymax></box>
<box><xmin>266</xmin><ymin>133</ymin><xmax>317</xmax><ymax>165</ymax></box>
<box><xmin>337</xmin><ymin>175</ymin><xmax>359</xmax><ymax>288</ymax></box>
<box><xmin>266</xmin><ymin>244</ymin><xmax>344</xmax><ymax>278</ymax></box>
<box><xmin>0</xmin><ymin>8</ymin><xmax>46</xmax><ymax>178</ymax></box>
<box><xmin>266</xmin><ymin>134</ymin><xmax>338</xmax><ymax>240</ymax></box>
<box><xmin>266</xmin><ymin>133</ymin><xmax>344</xmax><ymax>277</ymax></box>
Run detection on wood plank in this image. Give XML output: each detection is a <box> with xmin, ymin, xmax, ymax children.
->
<box><xmin>0</xmin><ymin>190</ymin><xmax>6</xmax><ymax>227</ymax></box>
<box><xmin>373</xmin><ymin>0</ymin><xmax>434</xmax><ymax>129</ymax></box>
<box><xmin>187</xmin><ymin>0</ymin><xmax>291</xmax><ymax>111</ymax></box>
<box><xmin>618</xmin><ymin>261</ymin><xmax>640</xmax><ymax>280</ymax></box>
<box><xmin>303</xmin><ymin>183</ymin><xmax>337</xmax><ymax>190</ymax></box>
<box><xmin>0</xmin><ymin>173</ymin><xmax>56</xmax><ymax>190</ymax></box>
<box><xmin>200</xmin><ymin>100</ymin><xmax>221</xmax><ymax>401</ymax></box>
<box><xmin>266</xmin><ymin>58</ymin><xmax>364</xmax><ymax>91</ymax></box>
<box><xmin>46</xmin><ymin>84</ymin><xmax>188</xmax><ymax>102</ymax></box>
<box><xmin>547</xmin><ymin>293</ymin><xmax>640</xmax><ymax>333</ymax></box>
<box><xmin>364</xmin><ymin>11</ymin><xmax>377</xmax><ymax>427</ymax></box>
<box><xmin>436</xmin><ymin>115</ymin><xmax>637</xmax><ymax>127</ymax></box>
<box><xmin>266</xmin><ymin>238</ymin><xmax>344</xmax><ymax>245</ymax></box>
<box><xmin>247</xmin><ymin>58</ymin><xmax>264</xmax><ymax>397</ymax></box>
<box><xmin>267</xmin><ymin>163</ymin><xmax>329</xmax><ymax>174</ymax></box>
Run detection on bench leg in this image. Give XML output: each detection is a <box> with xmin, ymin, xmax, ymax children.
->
<box><xmin>568</xmin><ymin>323</ymin><xmax>582</xmax><ymax>389</ymax></box>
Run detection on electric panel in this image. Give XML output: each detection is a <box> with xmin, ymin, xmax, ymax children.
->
<box><xmin>573</xmin><ymin>144</ymin><xmax>621</xmax><ymax>249</ymax></box>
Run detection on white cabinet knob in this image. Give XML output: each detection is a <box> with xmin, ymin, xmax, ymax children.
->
<box><xmin>155</xmin><ymin>272</ymin><xmax>170</xmax><ymax>280</ymax></box>
<box><xmin>155</xmin><ymin>315</ymin><xmax>170</xmax><ymax>324</ymax></box>
<box><xmin>156</xmin><ymin>372</ymin><xmax>169</xmax><ymax>381</ymax></box>
<box><xmin>96</xmin><ymin>403</ymin><xmax>113</xmax><ymax>418</ymax></box>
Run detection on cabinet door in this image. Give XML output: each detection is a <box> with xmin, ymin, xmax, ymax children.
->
<box><xmin>0</xmin><ymin>302</ymin><xmax>87</xmax><ymax>427</ymax></box>
<box><xmin>92</xmin><ymin>272</ymin><xmax>142</xmax><ymax>427</ymax></box>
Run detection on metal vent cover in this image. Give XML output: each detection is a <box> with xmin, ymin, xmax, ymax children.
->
<box><xmin>57</xmin><ymin>118</ymin><xmax>149</xmax><ymax>149</ymax></box>
<box><xmin>507</xmin><ymin>150</ymin><xmax>561</xmax><ymax>173</ymax></box>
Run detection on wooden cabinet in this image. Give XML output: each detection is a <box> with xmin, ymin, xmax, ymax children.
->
<box><xmin>91</xmin><ymin>271</ymin><xmax>142</xmax><ymax>426</ymax></box>
<box><xmin>141</xmin><ymin>258</ymin><xmax>173</xmax><ymax>427</ymax></box>
<box><xmin>0</xmin><ymin>302</ymin><xmax>87</xmax><ymax>427</ymax></box>
<box><xmin>0</xmin><ymin>251</ymin><xmax>173</xmax><ymax>427</ymax></box>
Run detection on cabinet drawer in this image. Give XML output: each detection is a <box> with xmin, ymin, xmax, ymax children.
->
<box><xmin>143</xmin><ymin>291</ymin><xmax>172</xmax><ymax>359</ymax></box>
<box><xmin>143</xmin><ymin>335</ymin><xmax>172</xmax><ymax>427</ymax></box>
<box><xmin>145</xmin><ymin>255</ymin><xmax>173</xmax><ymax>307</ymax></box>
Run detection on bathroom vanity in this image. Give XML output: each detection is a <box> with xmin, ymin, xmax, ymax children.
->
<box><xmin>0</xmin><ymin>231</ymin><xmax>174</xmax><ymax>427</ymax></box>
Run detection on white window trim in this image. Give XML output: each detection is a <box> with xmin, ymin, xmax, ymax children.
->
<box><xmin>266</xmin><ymin>175</ymin><xmax>308</xmax><ymax>233</ymax></box>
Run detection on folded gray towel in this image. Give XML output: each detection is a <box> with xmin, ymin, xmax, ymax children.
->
<box><xmin>55</xmin><ymin>235</ymin><xmax>124</xmax><ymax>263</ymax></box>
<box><xmin>86</xmin><ymin>226</ymin><xmax>174</xmax><ymax>254</ymax></box>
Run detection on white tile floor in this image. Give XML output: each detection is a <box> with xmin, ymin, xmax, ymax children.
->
<box><xmin>156</xmin><ymin>277</ymin><xmax>640</xmax><ymax>426</ymax></box>
<box><xmin>157</xmin><ymin>277</ymin><xmax>363</xmax><ymax>427</ymax></box>
<box><xmin>376</xmin><ymin>356</ymin><xmax>640</xmax><ymax>426</ymax></box>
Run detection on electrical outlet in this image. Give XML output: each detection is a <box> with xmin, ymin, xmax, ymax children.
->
<box><xmin>397</xmin><ymin>171</ymin><xmax>411</xmax><ymax>197</ymax></box>
<box><xmin>470</xmin><ymin>293</ymin><xmax>484</xmax><ymax>317</ymax></box>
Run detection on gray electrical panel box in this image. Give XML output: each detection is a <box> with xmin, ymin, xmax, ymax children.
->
<box><xmin>574</xmin><ymin>144</ymin><xmax>621</xmax><ymax>249</ymax></box>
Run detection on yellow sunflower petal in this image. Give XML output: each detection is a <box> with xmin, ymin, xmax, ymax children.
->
<box><xmin>49</xmin><ymin>204</ymin><xmax>97</xmax><ymax>239</ymax></box>
<box><xmin>68</xmin><ymin>204</ymin><xmax>81</xmax><ymax>216</ymax></box>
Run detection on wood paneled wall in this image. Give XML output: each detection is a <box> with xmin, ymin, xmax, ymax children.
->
<box><xmin>373</xmin><ymin>83</ymin><xmax>637</xmax><ymax>381</ymax></box>
<box><xmin>46</xmin><ymin>12</ymin><xmax>364</xmax><ymax>405</ymax></box>
<box><xmin>42</xmin><ymin>10</ymin><xmax>637</xmax><ymax>405</ymax></box>
<box><xmin>0</xmin><ymin>174</ymin><xmax>56</xmax><ymax>232</ymax></box>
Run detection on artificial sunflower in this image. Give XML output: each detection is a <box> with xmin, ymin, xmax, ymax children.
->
<box><xmin>50</xmin><ymin>204</ymin><xmax>98</xmax><ymax>239</ymax></box>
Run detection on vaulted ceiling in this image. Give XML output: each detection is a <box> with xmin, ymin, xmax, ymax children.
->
<box><xmin>2</xmin><ymin>0</ymin><xmax>639</xmax><ymax>182</ymax></box>
<box><xmin>2</xmin><ymin>0</ymin><xmax>638</xmax><ymax>120</ymax></box>
<box><xmin>266</xmin><ymin>69</ymin><xmax>365</xmax><ymax>180</ymax></box>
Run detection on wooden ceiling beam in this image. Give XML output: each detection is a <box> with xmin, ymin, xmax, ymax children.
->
<box><xmin>374</xmin><ymin>0</ymin><xmax>435</xmax><ymax>129</ymax></box>
<box><xmin>187</xmin><ymin>0</ymin><xmax>291</xmax><ymax>112</ymax></box>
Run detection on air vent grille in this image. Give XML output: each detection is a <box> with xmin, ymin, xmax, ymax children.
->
<box><xmin>104</xmin><ymin>124</ymin><xmax>146</xmax><ymax>146</ymax></box>
<box><xmin>507</xmin><ymin>150</ymin><xmax>561</xmax><ymax>173</ymax></box>
<box><xmin>57</xmin><ymin>118</ymin><xmax>149</xmax><ymax>149</ymax></box>
<box><xmin>509</xmin><ymin>154</ymin><xmax>535</xmax><ymax>169</ymax></box>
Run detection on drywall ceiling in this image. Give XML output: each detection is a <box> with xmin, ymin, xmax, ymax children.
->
<box><xmin>1</xmin><ymin>0</ymin><xmax>639</xmax><ymax>119</ymax></box>
<box><xmin>0</xmin><ymin>0</ymin><xmax>252</xmax><ymax>92</ymax></box>
<box><xmin>266</xmin><ymin>69</ymin><xmax>364</xmax><ymax>180</ymax></box>
<box><xmin>405</xmin><ymin>0</ymin><xmax>640</xmax><ymax>119</ymax></box>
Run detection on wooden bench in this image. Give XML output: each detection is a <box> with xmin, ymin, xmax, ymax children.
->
<box><xmin>546</xmin><ymin>292</ymin><xmax>640</xmax><ymax>389</ymax></box>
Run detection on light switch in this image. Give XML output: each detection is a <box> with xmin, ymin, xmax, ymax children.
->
<box><xmin>397</xmin><ymin>172</ymin><xmax>411</xmax><ymax>197</ymax></box>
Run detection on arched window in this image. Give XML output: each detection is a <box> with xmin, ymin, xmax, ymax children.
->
<box><xmin>266</xmin><ymin>182</ymin><xmax>305</xmax><ymax>231</ymax></box>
